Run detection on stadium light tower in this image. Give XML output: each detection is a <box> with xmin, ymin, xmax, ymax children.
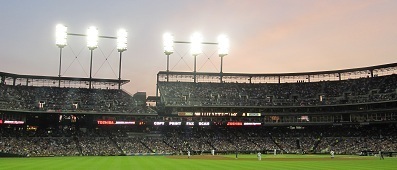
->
<box><xmin>218</xmin><ymin>34</ymin><xmax>229</xmax><ymax>83</ymax></box>
<box><xmin>55</xmin><ymin>24</ymin><xmax>67</xmax><ymax>87</ymax></box>
<box><xmin>87</xmin><ymin>26</ymin><xmax>98</xmax><ymax>89</ymax></box>
<box><xmin>163</xmin><ymin>33</ymin><xmax>174</xmax><ymax>82</ymax></box>
<box><xmin>117</xmin><ymin>29</ymin><xmax>127</xmax><ymax>89</ymax></box>
<box><xmin>191</xmin><ymin>32</ymin><xmax>202</xmax><ymax>83</ymax></box>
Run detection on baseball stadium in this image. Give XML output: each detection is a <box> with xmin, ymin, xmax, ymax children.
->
<box><xmin>2</xmin><ymin>1</ymin><xmax>397</xmax><ymax>170</ymax></box>
<box><xmin>1</xmin><ymin>62</ymin><xmax>397</xmax><ymax>169</ymax></box>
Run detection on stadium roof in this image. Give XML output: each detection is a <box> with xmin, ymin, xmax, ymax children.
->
<box><xmin>0</xmin><ymin>71</ymin><xmax>130</xmax><ymax>87</ymax></box>
<box><xmin>158</xmin><ymin>62</ymin><xmax>397</xmax><ymax>77</ymax></box>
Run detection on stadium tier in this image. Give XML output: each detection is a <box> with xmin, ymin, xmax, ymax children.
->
<box><xmin>0</xmin><ymin>125</ymin><xmax>396</xmax><ymax>157</ymax></box>
<box><xmin>1</xmin><ymin>63</ymin><xmax>397</xmax><ymax>157</ymax></box>
<box><xmin>158</xmin><ymin>75</ymin><xmax>397</xmax><ymax>107</ymax></box>
<box><xmin>157</xmin><ymin>63</ymin><xmax>397</xmax><ymax>108</ymax></box>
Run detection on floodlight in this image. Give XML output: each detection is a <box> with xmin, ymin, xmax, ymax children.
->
<box><xmin>191</xmin><ymin>32</ymin><xmax>202</xmax><ymax>56</ymax></box>
<box><xmin>117</xmin><ymin>29</ymin><xmax>127</xmax><ymax>52</ymax></box>
<box><xmin>56</xmin><ymin>24</ymin><xmax>67</xmax><ymax>48</ymax></box>
<box><xmin>87</xmin><ymin>26</ymin><xmax>98</xmax><ymax>50</ymax></box>
<box><xmin>218</xmin><ymin>34</ymin><xmax>229</xmax><ymax>56</ymax></box>
<box><xmin>163</xmin><ymin>32</ymin><xmax>174</xmax><ymax>55</ymax></box>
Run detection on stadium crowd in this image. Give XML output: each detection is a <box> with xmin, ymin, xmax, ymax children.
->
<box><xmin>0</xmin><ymin>124</ymin><xmax>396</xmax><ymax>157</ymax></box>
<box><xmin>158</xmin><ymin>74</ymin><xmax>397</xmax><ymax>107</ymax></box>
<box><xmin>0</xmin><ymin>85</ymin><xmax>156</xmax><ymax>114</ymax></box>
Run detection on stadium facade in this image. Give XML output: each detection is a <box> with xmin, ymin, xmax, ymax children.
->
<box><xmin>0</xmin><ymin>62</ymin><xmax>396</xmax><ymax>157</ymax></box>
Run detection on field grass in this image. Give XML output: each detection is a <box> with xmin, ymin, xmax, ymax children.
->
<box><xmin>0</xmin><ymin>154</ymin><xmax>395</xmax><ymax>170</ymax></box>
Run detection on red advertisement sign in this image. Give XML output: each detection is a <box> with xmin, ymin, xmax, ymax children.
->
<box><xmin>227</xmin><ymin>122</ymin><xmax>243</xmax><ymax>126</ymax></box>
<box><xmin>97</xmin><ymin>120</ymin><xmax>115</xmax><ymax>125</ymax></box>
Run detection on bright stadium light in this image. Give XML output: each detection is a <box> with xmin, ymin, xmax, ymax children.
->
<box><xmin>218</xmin><ymin>34</ymin><xmax>229</xmax><ymax>57</ymax></box>
<box><xmin>191</xmin><ymin>32</ymin><xmax>202</xmax><ymax>83</ymax></box>
<box><xmin>117</xmin><ymin>29</ymin><xmax>127</xmax><ymax>52</ymax></box>
<box><xmin>191</xmin><ymin>32</ymin><xmax>202</xmax><ymax>56</ymax></box>
<box><xmin>54</xmin><ymin>25</ymin><xmax>128</xmax><ymax>89</ymax></box>
<box><xmin>163</xmin><ymin>32</ymin><xmax>174</xmax><ymax>55</ymax></box>
<box><xmin>55</xmin><ymin>24</ymin><xmax>68</xmax><ymax>87</ymax></box>
<box><xmin>56</xmin><ymin>24</ymin><xmax>68</xmax><ymax>48</ymax></box>
<box><xmin>117</xmin><ymin>29</ymin><xmax>127</xmax><ymax>89</ymax></box>
<box><xmin>87</xmin><ymin>26</ymin><xmax>98</xmax><ymax>89</ymax></box>
<box><xmin>163</xmin><ymin>32</ymin><xmax>174</xmax><ymax>82</ymax></box>
<box><xmin>87</xmin><ymin>26</ymin><xmax>98</xmax><ymax>50</ymax></box>
<box><xmin>218</xmin><ymin>34</ymin><xmax>229</xmax><ymax>83</ymax></box>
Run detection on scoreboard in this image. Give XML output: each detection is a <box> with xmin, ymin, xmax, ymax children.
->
<box><xmin>94</xmin><ymin>112</ymin><xmax>264</xmax><ymax>126</ymax></box>
<box><xmin>177</xmin><ymin>112</ymin><xmax>262</xmax><ymax>117</ymax></box>
<box><xmin>96</xmin><ymin>120</ymin><xmax>261</xmax><ymax>126</ymax></box>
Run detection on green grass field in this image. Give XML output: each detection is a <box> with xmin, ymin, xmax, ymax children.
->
<box><xmin>0</xmin><ymin>154</ymin><xmax>395</xmax><ymax>170</ymax></box>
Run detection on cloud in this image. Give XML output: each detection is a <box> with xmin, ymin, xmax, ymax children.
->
<box><xmin>227</xmin><ymin>0</ymin><xmax>396</xmax><ymax>73</ymax></box>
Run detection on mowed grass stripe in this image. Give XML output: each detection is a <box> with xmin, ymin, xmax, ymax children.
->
<box><xmin>0</xmin><ymin>158</ymin><xmax>27</xmax><ymax>169</ymax></box>
<box><xmin>0</xmin><ymin>158</ymin><xmax>20</xmax><ymax>169</ymax></box>
<box><xmin>336</xmin><ymin>158</ymin><xmax>394</xmax><ymax>170</ymax></box>
<box><xmin>46</xmin><ymin>157</ymin><xmax>77</xmax><ymax>170</ymax></box>
<box><xmin>0</xmin><ymin>157</ymin><xmax>48</xmax><ymax>170</ymax></box>
<box><xmin>0</xmin><ymin>155</ymin><xmax>395</xmax><ymax>170</ymax></box>
<box><xmin>91</xmin><ymin>156</ymin><xmax>114</xmax><ymax>170</ymax></box>
<box><xmin>190</xmin><ymin>159</ymin><xmax>236</xmax><ymax>170</ymax></box>
<box><xmin>71</xmin><ymin>156</ymin><xmax>100</xmax><ymax>170</ymax></box>
<box><xmin>202</xmin><ymin>160</ymin><xmax>231</xmax><ymax>169</ymax></box>
<box><xmin>163</xmin><ymin>157</ymin><xmax>197</xmax><ymax>169</ymax></box>
<box><xmin>0</xmin><ymin>157</ymin><xmax>55</xmax><ymax>170</ymax></box>
<box><xmin>135</xmin><ymin>156</ymin><xmax>164</xmax><ymax>169</ymax></box>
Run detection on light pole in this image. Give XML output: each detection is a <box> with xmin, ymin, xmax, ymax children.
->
<box><xmin>55</xmin><ymin>24</ymin><xmax>67</xmax><ymax>87</ymax></box>
<box><xmin>218</xmin><ymin>34</ymin><xmax>229</xmax><ymax>83</ymax></box>
<box><xmin>87</xmin><ymin>26</ymin><xmax>98</xmax><ymax>89</ymax></box>
<box><xmin>163</xmin><ymin>33</ymin><xmax>174</xmax><ymax>82</ymax></box>
<box><xmin>191</xmin><ymin>32</ymin><xmax>202</xmax><ymax>83</ymax></box>
<box><xmin>117</xmin><ymin>29</ymin><xmax>127</xmax><ymax>89</ymax></box>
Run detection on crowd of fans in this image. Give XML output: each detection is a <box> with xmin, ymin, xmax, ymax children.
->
<box><xmin>1</xmin><ymin>72</ymin><xmax>396</xmax><ymax>118</ymax></box>
<box><xmin>116</xmin><ymin>137</ymin><xmax>151</xmax><ymax>154</ymax></box>
<box><xmin>79</xmin><ymin>137</ymin><xmax>121</xmax><ymax>156</ymax></box>
<box><xmin>0</xmin><ymin>124</ymin><xmax>396</xmax><ymax>157</ymax></box>
<box><xmin>0</xmin><ymin>85</ymin><xmax>156</xmax><ymax>114</ymax></box>
<box><xmin>158</xmin><ymin>74</ymin><xmax>397</xmax><ymax>107</ymax></box>
<box><xmin>0</xmin><ymin>137</ymin><xmax>79</xmax><ymax>156</ymax></box>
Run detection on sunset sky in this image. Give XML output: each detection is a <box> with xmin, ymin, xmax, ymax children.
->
<box><xmin>1</xmin><ymin>0</ymin><xmax>397</xmax><ymax>96</ymax></box>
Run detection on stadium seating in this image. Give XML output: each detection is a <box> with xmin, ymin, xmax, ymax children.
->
<box><xmin>158</xmin><ymin>74</ymin><xmax>397</xmax><ymax>107</ymax></box>
<box><xmin>1</xmin><ymin>124</ymin><xmax>396</xmax><ymax>156</ymax></box>
<box><xmin>0</xmin><ymin>85</ymin><xmax>156</xmax><ymax>114</ymax></box>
